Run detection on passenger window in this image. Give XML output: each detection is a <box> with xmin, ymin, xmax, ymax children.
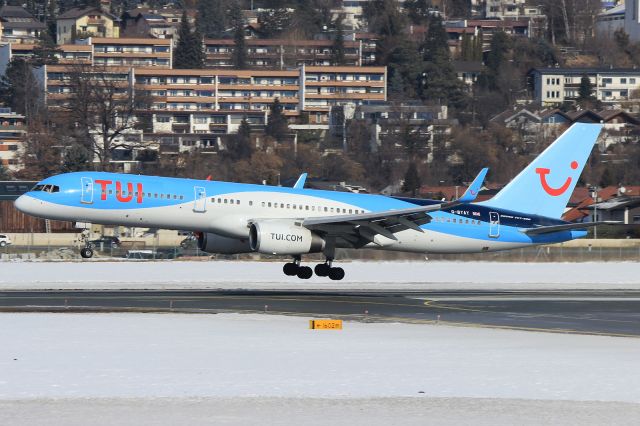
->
<box><xmin>147</xmin><ymin>193</ymin><xmax>151</xmax><ymax>198</ymax></box>
<box><xmin>293</xmin><ymin>205</ymin><xmax>296</xmax><ymax>209</ymax></box>
<box><xmin>305</xmin><ymin>206</ymin><xmax>309</xmax><ymax>210</ymax></box>
<box><xmin>349</xmin><ymin>209</ymin><xmax>352</xmax><ymax>214</ymax></box>
<box><xmin>180</xmin><ymin>195</ymin><xmax>184</xmax><ymax>200</ymax></box>
<box><xmin>287</xmin><ymin>204</ymin><xmax>290</xmax><ymax>209</ymax></box>
<box><xmin>268</xmin><ymin>202</ymin><xmax>272</xmax><ymax>207</ymax></box>
<box><xmin>218</xmin><ymin>198</ymin><xmax>222</xmax><ymax>203</ymax></box>
<box><xmin>211</xmin><ymin>198</ymin><xmax>215</xmax><ymax>202</ymax></box>
<box><xmin>224</xmin><ymin>199</ymin><xmax>228</xmax><ymax>204</ymax></box>
<box><xmin>262</xmin><ymin>202</ymin><xmax>265</xmax><ymax>207</ymax></box>
<box><xmin>237</xmin><ymin>200</ymin><xmax>240</xmax><ymax>205</ymax></box>
<box><xmin>324</xmin><ymin>207</ymin><xmax>328</xmax><ymax>212</ymax></box>
<box><xmin>166</xmin><ymin>194</ymin><xmax>170</xmax><ymax>199</ymax></box>
<box><xmin>160</xmin><ymin>194</ymin><xmax>164</xmax><ymax>199</ymax></box>
<box><xmin>281</xmin><ymin>203</ymin><xmax>284</xmax><ymax>208</ymax></box>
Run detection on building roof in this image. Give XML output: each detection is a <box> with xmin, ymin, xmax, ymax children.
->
<box><xmin>305</xmin><ymin>66</ymin><xmax>385</xmax><ymax>72</ymax></box>
<box><xmin>59</xmin><ymin>44</ymin><xmax>93</xmax><ymax>52</ymax></box>
<box><xmin>452</xmin><ymin>61</ymin><xmax>484</xmax><ymax>73</ymax></box>
<box><xmin>1</xmin><ymin>21</ymin><xmax>46</xmax><ymax>29</ymax></box>
<box><xmin>531</xmin><ymin>67</ymin><xmax>640</xmax><ymax>76</ymax></box>
<box><xmin>90</xmin><ymin>37</ymin><xmax>171</xmax><ymax>45</ymax></box>
<box><xmin>0</xmin><ymin>5</ymin><xmax>35</xmax><ymax>19</ymax></box>
<box><xmin>58</xmin><ymin>7</ymin><xmax>118</xmax><ymax>21</ymax></box>
<box><xmin>205</xmin><ymin>38</ymin><xmax>359</xmax><ymax>47</ymax></box>
<box><xmin>589</xmin><ymin>196</ymin><xmax>640</xmax><ymax>211</ymax></box>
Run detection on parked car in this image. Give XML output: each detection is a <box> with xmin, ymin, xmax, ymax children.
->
<box><xmin>88</xmin><ymin>236</ymin><xmax>121</xmax><ymax>249</ymax></box>
<box><xmin>0</xmin><ymin>234</ymin><xmax>12</xmax><ymax>247</ymax></box>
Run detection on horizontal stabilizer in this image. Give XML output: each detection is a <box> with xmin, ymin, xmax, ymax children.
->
<box><xmin>521</xmin><ymin>221</ymin><xmax>622</xmax><ymax>235</ymax></box>
<box><xmin>458</xmin><ymin>168</ymin><xmax>488</xmax><ymax>203</ymax></box>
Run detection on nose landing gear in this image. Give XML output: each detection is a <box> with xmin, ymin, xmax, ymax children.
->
<box><xmin>79</xmin><ymin>230</ymin><xmax>94</xmax><ymax>259</ymax></box>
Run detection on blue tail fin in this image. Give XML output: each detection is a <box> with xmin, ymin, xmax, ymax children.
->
<box><xmin>479</xmin><ymin>123</ymin><xmax>603</xmax><ymax>219</ymax></box>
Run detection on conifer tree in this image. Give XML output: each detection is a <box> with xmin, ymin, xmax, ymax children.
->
<box><xmin>32</xmin><ymin>30</ymin><xmax>60</xmax><ymax>66</ymax></box>
<box><xmin>266</xmin><ymin>98</ymin><xmax>288</xmax><ymax>142</ymax></box>
<box><xmin>578</xmin><ymin>74</ymin><xmax>594</xmax><ymax>105</ymax></box>
<box><xmin>227</xmin><ymin>119</ymin><xmax>253</xmax><ymax>160</ymax></box>
<box><xmin>420</xmin><ymin>15</ymin><xmax>467</xmax><ymax>108</ymax></box>
<box><xmin>332</xmin><ymin>15</ymin><xmax>346</xmax><ymax>66</ymax></box>
<box><xmin>175</xmin><ymin>11</ymin><xmax>205</xmax><ymax>69</ymax></box>
<box><xmin>402</xmin><ymin>162</ymin><xmax>421</xmax><ymax>196</ymax></box>
<box><xmin>232</xmin><ymin>7</ymin><xmax>247</xmax><ymax>69</ymax></box>
<box><xmin>196</xmin><ymin>0</ymin><xmax>228</xmax><ymax>38</ymax></box>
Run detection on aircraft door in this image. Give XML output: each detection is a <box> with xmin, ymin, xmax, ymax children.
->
<box><xmin>489</xmin><ymin>212</ymin><xmax>500</xmax><ymax>238</ymax></box>
<box><xmin>80</xmin><ymin>177</ymin><xmax>93</xmax><ymax>204</ymax></box>
<box><xmin>193</xmin><ymin>186</ymin><xmax>207</xmax><ymax>213</ymax></box>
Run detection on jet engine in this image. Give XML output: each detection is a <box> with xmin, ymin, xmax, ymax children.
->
<box><xmin>249</xmin><ymin>220</ymin><xmax>325</xmax><ymax>255</ymax></box>
<box><xmin>197</xmin><ymin>232</ymin><xmax>253</xmax><ymax>254</ymax></box>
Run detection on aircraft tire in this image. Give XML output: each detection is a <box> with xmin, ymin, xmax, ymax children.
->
<box><xmin>283</xmin><ymin>262</ymin><xmax>299</xmax><ymax>276</ymax></box>
<box><xmin>297</xmin><ymin>266</ymin><xmax>313</xmax><ymax>279</ymax></box>
<box><xmin>328</xmin><ymin>267</ymin><xmax>345</xmax><ymax>281</ymax></box>
<box><xmin>80</xmin><ymin>247</ymin><xmax>94</xmax><ymax>259</ymax></box>
<box><xmin>314</xmin><ymin>263</ymin><xmax>330</xmax><ymax>277</ymax></box>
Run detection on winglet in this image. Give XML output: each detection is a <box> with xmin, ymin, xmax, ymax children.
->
<box><xmin>293</xmin><ymin>173</ymin><xmax>307</xmax><ymax>189</ymax></box>
<box><xmin>457</xmin><ymin>168</ymin><xmax>488</xmax><ymax>203</ymax></box>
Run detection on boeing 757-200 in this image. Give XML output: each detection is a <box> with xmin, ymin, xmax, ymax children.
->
<box><xmin>15</xmin><ymin>123</ymin><xmax>612</xmax><ymax>280</ymax></box>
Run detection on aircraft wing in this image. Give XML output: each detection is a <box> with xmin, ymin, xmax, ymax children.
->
<box><xmin>302</xmin><ymin>168</ymin><xmax>488</xmax><ymax>247</ymax></box>
<box><xmin>521</xmin><ymin>221</ymin><xmax>622</xmax><ymax>235</ymax></box>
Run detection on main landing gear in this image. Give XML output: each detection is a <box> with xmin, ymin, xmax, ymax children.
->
<box><xmin>282</xmin><ymin>257</ymin><xmax>345</xmax><ymax>280</ymax></box>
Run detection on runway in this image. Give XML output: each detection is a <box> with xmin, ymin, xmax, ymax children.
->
<box><xmin>1</xmin><ymin>289</ymin><xmax>639</xmax><ymax>337</ymax></box>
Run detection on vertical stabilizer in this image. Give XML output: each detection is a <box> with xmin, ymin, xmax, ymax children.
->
<box><xmin>479</xmin><ymin>123</ymin><xmax>603</xmax><ymax>219</ymax></box>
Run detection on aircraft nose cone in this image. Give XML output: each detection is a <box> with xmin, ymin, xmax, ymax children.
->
<box><xmin>14</xmin><ymin>195</ymin><xmax>37</xmax><ymax>216</ymax></box>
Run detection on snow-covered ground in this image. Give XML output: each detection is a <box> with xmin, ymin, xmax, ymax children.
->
<box><xmin>1</xmin><ymin>313</ymin><xmax>640</xmax><ymax>425</ymax></box>
<box><xmin>0</xmin><ymin>260</ymin><xmax>639</xmax><ymax>290</ymax></box>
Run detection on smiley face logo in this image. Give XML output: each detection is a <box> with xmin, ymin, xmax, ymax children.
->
<box><xmin>535</xmin><ymin>161</ymin><xmax>578</xmax><ymax>197</ymax></box>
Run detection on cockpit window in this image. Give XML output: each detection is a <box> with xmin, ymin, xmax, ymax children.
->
<box><xmin>31</xmin><ymin>184</ymin><xmax>60</xmax><ymax>193</ymax></box>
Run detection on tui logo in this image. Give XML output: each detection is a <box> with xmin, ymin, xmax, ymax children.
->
<box><xmin>535</xmin><ymin>161</ymin><xmax>578</xmax><ymax>197</ymax></box>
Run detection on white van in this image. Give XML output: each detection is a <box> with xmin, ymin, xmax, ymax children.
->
<box><xmin>0</xmin><ymin>234</ymin><xmax>12</xmax><ymax>247</ymax></box>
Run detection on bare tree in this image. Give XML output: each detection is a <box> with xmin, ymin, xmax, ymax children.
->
<box><xmin>56</xmin><ymin>64</ymin><xmax>150</xmax><ymax>171</ymax></box>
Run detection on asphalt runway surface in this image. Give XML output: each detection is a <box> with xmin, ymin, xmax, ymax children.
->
<box><xmin>1</xmin><ymin>289</ymin><xmax>640</xmax><ymax>337</ymax></box>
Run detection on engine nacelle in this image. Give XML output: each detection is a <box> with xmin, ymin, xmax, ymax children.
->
<box><xmin>249</xmin><ymin>220</ymin><xmax>324</xmax><ymax>255</ymax></box>
<box><xmin>197</xmin><ymin>232</ymin><xmax>252</xmax><ymax>254</ymax></box>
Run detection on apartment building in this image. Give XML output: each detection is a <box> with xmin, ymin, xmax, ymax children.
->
<box><xmin>0</xmin><ymin>108</ymin><xmax>26</xmax><ymax>170</ymax></box>
<box><xmin>204</xmin><ymin>38</ymin><xmax>372</xmax><ymax>69</ymax></box>
<box><xmin>80</xmin><ymin>37</ymin><xmax>172</xmax><ymax>68</ymax></box>
<box><xmin>33</xmin><ymin>64</ymin><xmax>386</xmax><ymax>159</ymax></box>
<box><xmin>0</xmin><ymin>38</ymin><xmax>172</xmax><ymax>70</ymax></box>
<box><xmin>531</xmin><ymin>68</ymin><xmax>640</xmax><ymax>106</ymax></box>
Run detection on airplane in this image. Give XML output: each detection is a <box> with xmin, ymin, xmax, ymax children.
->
<box><xmin>15</xmin><ymin>123</ymin><xmax>613</xmax><ymax>280</ymax></box>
